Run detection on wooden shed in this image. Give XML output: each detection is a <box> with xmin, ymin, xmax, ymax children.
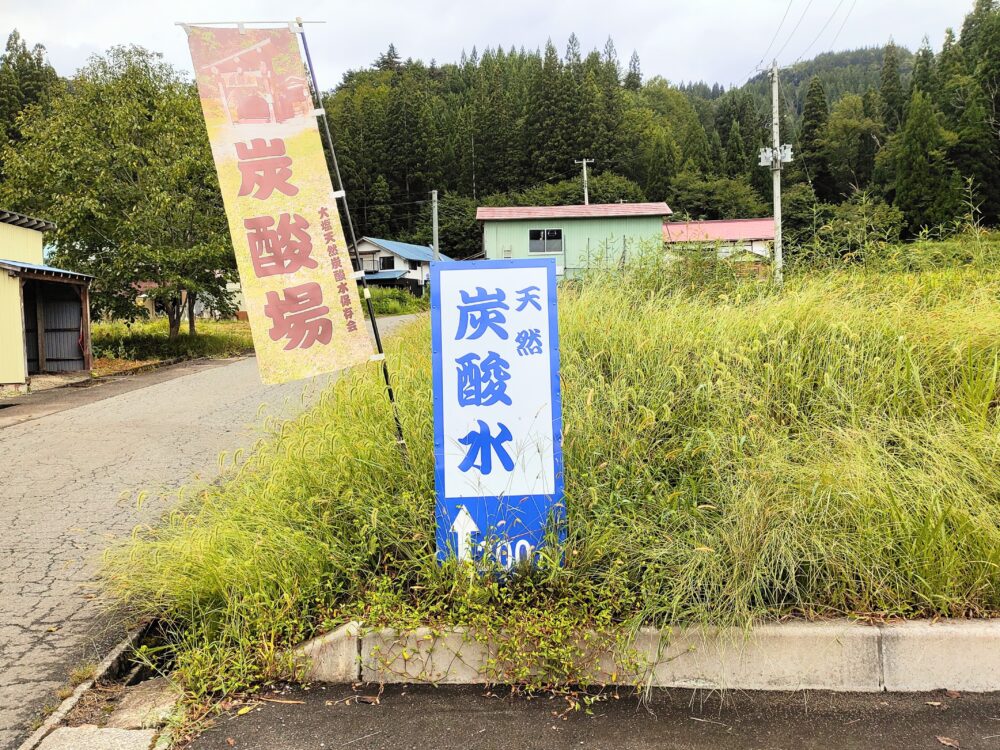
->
<box><xmin>0</xmin><ymin>210</ymin><xmax>93</xmax><ymax>392</ymax></box>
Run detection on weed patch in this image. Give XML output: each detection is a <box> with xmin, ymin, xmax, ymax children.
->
<box><xmin>363</xmin><ymin>286</ymin><xmax>429</xmax><ymax>317</ymax></box>
<box><xmin>91</xmin><ymin>319</ymin><xmax>253</xmax><ymax>362</ymax></box>
<box><xmin>105</xmin><ymin>238</ymin><xmax>1000</xmax><ymax>696</ymax></box>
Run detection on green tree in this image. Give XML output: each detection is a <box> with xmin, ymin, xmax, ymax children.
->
<box><xmin>0</xmin><ymin>30</ymin><xmax>60</xmax><ymax>160</ymax></box>
<box><xmin>638</xmin><ymin>124</ymin><xmax>679</xmax><ymax>201</ymax></box>
<box><xmin>950</xmin><ymin>84</ymin><xmax>999</xmax><ymax>222</ymax></box>
<box><xmin>970</xmin><ymin>4</ymin><xmax>1000</xmax><ymax>157</ymax></box>
<box><xmin>891</xmin><ymin>90</ymin><xmax>961</xmax><ymax>233</ymax></box>
<box><xmin>483</xmin><ymin>171</ymin><xmax>646</xmax><ymax>209</ymax></box>
<box><xmin>823</xmin><ymin>94</ymin><xmax>881</xmax><ymax>195</ymax></box>
<box><xmin>0</xmin><ymin>46</ymin><xmax>233</xmax><ymax>338</ymax></box>
<box><xmin>707</xmin><ymin>129</ymin><xmax>724</xmax><ymax>176</ymax></box>
<box><xmin>880</xmin><ymin>42</ymin><xmax>906</xmax><ymax>133</ymax></box>
<box><xmin>937</xmin><ymin>28</ymin><xmax>968</xmax><ymax>122</ymax></box>
<box><xmin>576</xmin><ymin>69</ymin><xmax>606</xmax><ymax>161</ymax></box>
<box><xmin>781</xmin><ymin>182</ymin><xmax>823</xmax><ymax>249</ymax></box>
<box><xmin>799</xmin><ymin>76</ymin><xmax>835</xmax><ymax>200</ymax></box>
<box><xmin>960</xmin><ymin>0</ymin><xmax>998</xmax><ymax>58</ymax></box>
<box><xmin>525</xmin><ymin>41</ymin><xmax>574</xmax><ymax>181</ymax></box>
<box><xmin>669</xmin><ymin>170</ymin><xmax>767</xmax><ymax>219</ymax></box>
<box><xmin>723</xmin><ymin>119</ymin><xmax>747</xmax><ymax>178</ymax></box>
<box><xmin>366</xmin><ymin>174</ymin><xmax>391</xmax><ymax>237</ymax></box>
<box><xmin>564</xmin><ymin>33</ymin><xmax>582</xmax><ymax>79</ymax></box>
<box><xmin>375</xmin><ymin>44</ymin><xmax>402</xmax><ymax>72</ymax></box>
<box><xmin>624</xmin><ymin>51</ymin><xmax>641</xmax><ymax>91</ymax></box>
<box><xmin>909</xmin><ymin>37</ymin><xmax>938</xmax><ymax>100</ymax></box>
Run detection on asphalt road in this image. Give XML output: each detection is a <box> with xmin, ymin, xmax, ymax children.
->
<box><xmin>0</xmin><ymin>314</ymin><xmax>420</xmax><ymax>750</ymax></box>
<box><xmin>189</xmin><ymin>684</ymin><xmax>1000</xmax><ymax>750</ymax></box>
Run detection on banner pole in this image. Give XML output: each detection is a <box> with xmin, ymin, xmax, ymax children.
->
<box><xmin>295</xmin><ymin>19</ymin><xmax>407</xmax><ymax>454</ymax></box>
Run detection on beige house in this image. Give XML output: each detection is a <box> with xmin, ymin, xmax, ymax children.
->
<box><xmin>0</xmin><ymin>210</ymin><xmax>92</xmax><ymax>392</ymax></box>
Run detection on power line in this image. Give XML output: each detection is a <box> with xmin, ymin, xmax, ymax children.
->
<box><xmin>360</xmin><ymin>197</ymin><xmax>430</xmax><ymax>209</ymax></box>
<box><xmin>793</xmin><ymin>0</ymin><xmax>847</xmax><ymax>65</ymax></box>
<box><xmin>749</xmin><ymin>0</ymin><xmax>796</xmax><ymax>80</ymax></box>
<box><xmin>777</xmin><ymin>72</ymin><xmax>814</xmax><ymax>187</ymax></box>
<box><xmin>826</xmin><ymin>0</ymin><xmax>858</xmax><ymax>53</ymax></box>
<box><xmin>773</xmin><ymin>0</ymin><xmax>816</xmax><ymax>62</ymax></box>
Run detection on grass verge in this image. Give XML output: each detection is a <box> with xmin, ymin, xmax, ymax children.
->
<box><xmin>104</xmin><ymin>237</ymin><xmax>1000</xmax><ymax>696</ymax></box>
<box><xmin>363</xmin><ymin>286</ymin><xmax>430</xmax><ymax>317</ymax></box>
<box><xmin>91</xmin><ymin>319</ymin><xmax>254</xmax><ymax>369</ymax></box>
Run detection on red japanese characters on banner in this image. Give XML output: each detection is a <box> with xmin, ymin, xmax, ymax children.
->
<box><xmin>319</xmin><ymin>206</ymin><xmax>358</xmax><ymax>333</ymax></box>
<box><xmin>184</xmin><ymin>24</ymin><xmax>372</xmax><ymax>384</ymax></box>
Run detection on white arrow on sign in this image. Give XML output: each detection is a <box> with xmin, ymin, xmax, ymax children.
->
<box><xmin>450</xmin><ymin>505</ymin><xmax>479</xmax><ymax>561</ymax></box>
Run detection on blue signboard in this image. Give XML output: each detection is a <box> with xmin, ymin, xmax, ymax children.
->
<box><xmin>430</xmin><ymin>258</ymin><xmax>564</xmax><ymax>568</ymax></box>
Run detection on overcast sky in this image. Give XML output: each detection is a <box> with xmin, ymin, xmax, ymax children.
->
<box><xmin>3</xmin><ymin>0</ymin><xmax>971</xmax><ymax>88</ymax></box>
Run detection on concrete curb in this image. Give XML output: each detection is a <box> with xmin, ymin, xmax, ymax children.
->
<box><xmin>293</xmin><ymin>619</ymin><xmax>1000</xmax><ymax>692</ymax></box>
<box><xmin>17</xmin><ymin>624</ymin><xmax>149</xmax><ymax>750</ymax></box>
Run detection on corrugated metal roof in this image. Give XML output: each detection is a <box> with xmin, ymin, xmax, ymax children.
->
<box><xmin>663</xmin><ymin>218</ymin><xmax>775</xmax><ymax>243</ymax></box>
<box><xmin>0</xmin><ymin>209</ymin><xmax>56</xmax><ymax>232</ymax></box>
<box><xmin>361</xmin><ymin>237</ymin><xmax>451</xmax><ymax>262</ymax></box>
<box><xmin>364</xmin><ymin>269</ymin><xmax>410</xmax><ymax>281</ymax></box>
<box><xmin>0</xmin><ymin>259</ymin><xmax>93</xmax><ymax>282</ymax></box>
<box><xmin>476</xmin><ymin>202</ymin><xmax>672</xmax><ymax>221</ymax></box>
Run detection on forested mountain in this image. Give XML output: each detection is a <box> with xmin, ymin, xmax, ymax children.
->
<box><xmin>743</xmin><ymin>46</ymin><xmax>915</xmax><ymax>117</ymax></box>
<box><xmin>320</xmin><ymin>0</ymin><xmax>999</xmax><ymax>256</ymax></box>
<box><xmin>1</xmin><ymin>0</ymin><xmax>998</xmax><ymax>262</ymax></box>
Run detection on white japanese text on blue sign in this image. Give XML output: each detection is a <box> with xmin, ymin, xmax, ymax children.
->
<box><xmin>431</xmin><ymin>258</ymin><xmax>564</xmax><ymax>568</ymax></box>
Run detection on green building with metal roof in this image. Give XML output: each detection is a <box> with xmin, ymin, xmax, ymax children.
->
<box><xmin>476</xmin><ymin>202</ymin><xmax>672</xmax><ymax>277</ymax></box>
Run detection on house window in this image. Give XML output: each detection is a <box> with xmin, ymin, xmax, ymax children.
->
<box><xmin>379</xmin><ymin>256</ymin><xmax>394</xmax><ymax>271</ymax></box>
<box><xmin>529</xmin><ymin>228</ymin><xmax>563</xmax><ymax>253</ymax></box>
<box><xmin>409</xmin><ymin>260</ymin><xmax>419</xmax><ymax>270</ymax></box>
<box><xmin>363</xmin><ymin>257</ymin><xmax>377</xmax><ymax>272</ymax></box>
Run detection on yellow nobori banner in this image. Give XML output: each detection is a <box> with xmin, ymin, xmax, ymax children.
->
<box><xmin>184</xmin><ymin>24</ymin><xmax>372</xmax><ymax>384</ymax></box>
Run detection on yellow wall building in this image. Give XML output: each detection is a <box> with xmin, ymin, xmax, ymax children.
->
<box><xmin>0</xmin><ymin>210</ymin><xmax>93</xmax><ymax>391</ymax></box>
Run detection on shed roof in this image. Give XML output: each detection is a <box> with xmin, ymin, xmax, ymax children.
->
<box><xmin>0</xmin><ymin>209</ymin><xmax>56</xmax><ymax>232</ymax></box>
<box><xmin>361</xmin><ymin>237</ymin><xmax>451</xmax><ymax>262</ymax></box>
<box><xmin>663</xmin><ymin>218</ymin><xmax>775</xmax><ymax>243</ymax></box>
<box><xmin>476</xmin><ymin>203</ymin><xmax>672</xmax><ymax>221</ymax></box>
<box><xmin>365</xmin><ymin>269</ymin><xmax>410</xmax><ymax>281</ymax></box>
<box><xmin>0</xmin><ymin>258</ymin><xmax>93</xmax><ymax>282</ymax></box>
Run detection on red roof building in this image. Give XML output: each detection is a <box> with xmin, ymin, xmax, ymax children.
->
<box><xmin>663</xmin><ymin>218</ymin><xmax>775</xmax><ymax>259</ymax></box>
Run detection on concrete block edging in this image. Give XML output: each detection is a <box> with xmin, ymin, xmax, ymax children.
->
<box><xmin>294</xmin><ymin>619</ymin><xmax>1000</xmax><ymax>693</ymax></box>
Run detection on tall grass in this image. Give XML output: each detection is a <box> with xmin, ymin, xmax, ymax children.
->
<box><xmin>104</xmin><ymin>240</ymin><xmax>1000</xmax><ymax>694</ymax></box>
<box><xmin>363</xmin><ymin>286</ymin><xmax>429</xmax><ymax>317</ymax></box>
<box><xmin>92</xmin><ymin>318</ymin><xmax>254</xmax><ymax>361</ymax></box>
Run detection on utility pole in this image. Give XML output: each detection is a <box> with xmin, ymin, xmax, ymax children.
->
<box><xmin>575</xmin><ymin>158</ymin><xmax>594</xmax><ymax>205</ymax></box>
<box><xmin>759</xmin><ymin>60</ymin><xmax>793</xmax><ymax>285</ymax></box>
<box><xmin>471</xmin><ymin>132</ymin><xmax>477</xmax><ymax>201</ymax></box>
<box><xmin>431</xmin><ymin>189</ymin><xmax>440</xmax><ymax>261</ymax></box>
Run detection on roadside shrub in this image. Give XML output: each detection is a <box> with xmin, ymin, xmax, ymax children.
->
<box><xmin>790</xmin><ymin>191</ymin><xmax>904</xmax><ymax>267</ymax></box>
<box><xmin>363</xmin><ymin>286</ymin><xmax>429</xmax><ymax>317</ymax></box>
<box><xmin>91</xmin><ymin>318</ymin><xmax>253</xmax><ymax>361</ymax></box>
